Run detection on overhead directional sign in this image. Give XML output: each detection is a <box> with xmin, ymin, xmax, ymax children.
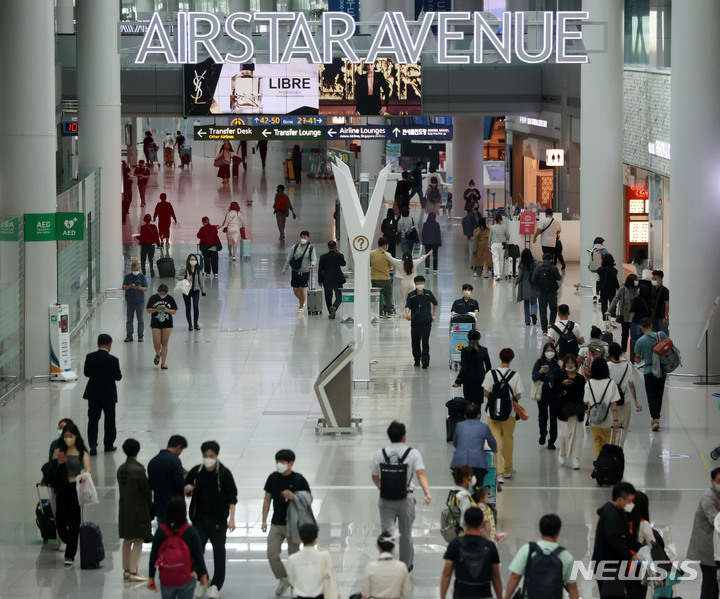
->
<box><xmin>194</xmin><ymin>124</ymin><xmax>453</xmax><ymax>141</ymax></box>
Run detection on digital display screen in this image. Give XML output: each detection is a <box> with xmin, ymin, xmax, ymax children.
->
<box><xmin>629</xmin><ymin>221</ymin><xmax>649</xmax><ymax>243</ymax></box>
<box><xmin>628</xmin><ymin>199</ymin><xmax>645</xmax><ymax>214</ymax></box>
<box><xmin>62</xmin><ymin>121</ymin><xmax>79</xmax><ymax>136</ymax></box>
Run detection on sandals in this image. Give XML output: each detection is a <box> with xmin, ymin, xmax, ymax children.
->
<box><xmin>161</xmin><ymin>364</ymin><xmax>168</xmax><ymax>370</ymax></box>
<box><xmin>153</xmin><ymin>355</ymin><xmax>160</xmax><ymax>365</ymax></box>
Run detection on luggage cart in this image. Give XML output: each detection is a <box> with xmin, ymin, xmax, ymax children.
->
<box><xmin>449</xmin><ymin>315</ymin><xmax>475</xmax><ymax>370</ymax></box>
<box><xmin>179</xmin><ymin>146</ymin><xmax>192</xmax><ymax>168</ymax></box>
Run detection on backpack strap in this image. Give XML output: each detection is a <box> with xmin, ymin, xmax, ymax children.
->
<box><xmin>565</xmin><ymin>321</ymin><xmax>574</xmax><ymax>334</ymax></box>
<box><xmin>398</xmin><ymin>448</ymin><xmax>412</xmax><ymax>464</ymax></box>
<box><xmin>382</xmin><ymin>448</ymin><xmax>391</xmax><ymax>464</ymax></box>
<box><xmin>617</xmin><ymin>364</ymin><xmax>630</xmax><ymax>388</ymax></box>
<box><xmin>160</xmin><ymin>524</ymin><xmax>170</xmax><ymax>537</ymax></box>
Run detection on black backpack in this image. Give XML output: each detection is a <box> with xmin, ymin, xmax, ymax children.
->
<box><xmin>289</xmin><ymin>243</ymin><xmax>310</xmax><ymax>271</ymax></box>
<box><xmin>426</xmin><ymin>185</ymin><xmax>442</xmax><ymax>204</ymax></box>
<box><xmin>550</xmin><ymin>321</ymin><xmax>580</xmax><ymax>357</ymax></box>
<box><xmin>614</xmin><ymin>363</ymin><xmax>631</xmax><ymax>406</ymax></box>
<box><xmin>379</xmin><ymin>448</ymin><xmax>412</xmax><ymax>500</ymax></box>
<box><xmin>523</xmin><ymin>542</ymin><xmax>566</xmax><ymax>599</ymax></box>
<box><xmin>487</xmin><ymin>370</ymin><xmax>515</xmax><ymax>422</ymax></box>
<box><xmin>533</xmin><ymin>263</ymin><xmax>557</xmax><ymax>293</ymax></box>
<box><xmin>455</xmin><ymin>536</ymin><xmax>492</xmax><ymax>584</ymax></box>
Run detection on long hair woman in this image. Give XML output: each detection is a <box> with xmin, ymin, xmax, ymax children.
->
<box><xmin>179</xmin><ymin>254</ymin><xmax>205</xmax><ymax>331</ymax></box>
<box><xmin>388</xmin><ymin>249</ymin><xmax>432</xmax><ymax>304</ymax></box>
<box><xmin>515</xmin><ymin>248</ymin><xmax>538</xmax><ymax>325</ymax></box>
<box><xmin>221</xmin><ymin>201</ymin><xmax>246</xmax><ymax>260</ymax></box>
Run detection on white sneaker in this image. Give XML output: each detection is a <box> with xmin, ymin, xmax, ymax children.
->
<box><xmin>195</xmin><ymin>583</ymin><xmax>208</xmax><ymax>598</ymax></box>
<box><xmin>558</xmin><ymin>455</ymin><xmax>566</xmax><ymax>466</ymax></box>
<box><xmin>128</xmin><ymin>572</ymin><xmax>147</xmax><ymax>582</ymax></box>
<box><xmin>207</xmin><ymin>585</ymin><xmax>221</xmax><ymax>599</ymax></box>
<box><xmin>496</xmin><ymin>475</ymin><xmax>504</xmax><ymax>484</ymax></box>
<box><xmin>56</xmin><ymin>541</ymin><xmax>67</xmax><ymax>552</ymax></box>
<box><xmin>275</xmin><ymin>577</ymin><xmax>290</xmax><ymax>596</ymax></box>
<box><xmin>572</xmin><ymin>458</ymin><xmax>581</xmax><ymax>470</ymax></box>
<box><xmin>504</xmin><ymin>469</ymin><xmax>515</xmax><ymax>479</ymax></box>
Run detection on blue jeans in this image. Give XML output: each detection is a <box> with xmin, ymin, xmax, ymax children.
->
<box><xmin>161</xmin><ymin>578</ymin><xmax>197</xmax><ymax>599</ymax></box>
<box><xmin>537</xmin><ymin>293</ymin><xmax>558</xmax><ymax>332</ymax></box>
<box><xmin>654</xmin><ymin>318</ymin><xmax>669</xmax><ymax>336</ymax></box>
<box><xmin>400</xmin><ymin>238</ymin><xmax>415</xmax><ymax>253</ymax></box>
<box><xmin>630</xmin><ymin>322</ymin><xmax>643</xmax><ymax>350</ymax></box>
<box><xmin>523</xmin><ymin>299</ymin><xmax>538</xmax><ymax>324</ymax></box>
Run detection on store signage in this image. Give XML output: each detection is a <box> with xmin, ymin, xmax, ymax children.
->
<box><xmin>229</xmin><ymin>116</ymin><xmax>325</xmax><ymax>127</ymax></box>
<box><xmin>648</xmin><ymin>140</ymin><xmax>671</xmax><ymax>160</ymax></box>
<box><xmin>195</xmin><ymin>124</ymin><xmax>453</xmax><ymax>141</ymax></box>
<box><xmin>135</xmin><ymin>11</ymin><xmax>589</xmax><ymax>65</ymax></box>
<box><xmin>545</xmin><ymin>148</ymin><xmax>564</xmax><ymax>166</ymax></box>
<box><xmin>0</xmin><ymin>217</ymin><xmax>19</xmax><ymax>242</ymax></box>
<box><xmin>24</xmin><ymin>213</ymin><xmax>84</xmax><ymax>242</ymax></box>
<box><xmin>519</xmin><ymin>116</ymin><xmax>548</xmax><ymax>128</ymax></box>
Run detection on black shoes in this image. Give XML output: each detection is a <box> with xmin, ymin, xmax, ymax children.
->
<box><xmin>138</xmin><ymin>337</ymin><xmax>144</xmax><ymax>343</ymax></box>
<box><xmin>188</xmin><ymin>324</ymin><xmax>193</xmax><ymax>331</ymax></box>
<box><xmin>105</xmin><ymin>446</ymin><xmax>117</xmax><ymax>453</ymax></box>
<box><xmin>531</xmin><ymin>314</ymin><xmax>537</xmax><ymax>325</ymax></box>
<box><xmin>539</xmin><ymin>435</ymin><xmax>546</xmax><ymax>446</ymax></box>
<box><xmin>328</xmin><ymin>307</ymin><xmax>336</xmax><ymax>320</ymax></box>
<box><xmin>422</xmin><ymin>363</ymin><xmax>429</xmax><ymax>369</ymax></box>
<box><xmin>89</xmin><ymin>447</ymin><xmax>97</xmax><ymax>456</ymax></box>
<box><xmin>124</xmin><ymin>337</ymin><xmax>133</xmax><ymax>343</ymax></box>
<box><xmin>547</xmin><ymin>442</ymin><xmax>556</xmax><ymax>450</ymax></box>
<box><xmin>414</xmin><ymin>361</ymin><xmax>420</xmax><ymax>367</ymax></box>
<box><xmin>194</xmin><ymin>323</ymin><xmax>200</xmax><ymax>331</ymax></box>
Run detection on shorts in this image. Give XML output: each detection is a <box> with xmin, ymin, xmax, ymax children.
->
<box><xmin>290</xmin><ymin>271</ymin><xmax>310</xmax><ymax>288</ymax></box>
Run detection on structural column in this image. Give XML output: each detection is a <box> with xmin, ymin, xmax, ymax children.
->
<box><xmin>668</xmin><ymin>1</ymin><xmax>720</xmax><ymax>374</ymax></box>
<box><xmin>451</xmin><ymin>116</ymin><xmax>484</xmax><ymax>218</ymax></box>
<box><xmin>0</xmin><ymin>0</ymin><xmax>58</xmax><ymax>377</ymax></box>
<box><xmin>579</xmin><ymin>0</ymin><xmax>623</xmax><ymax>284</ymax></box>
<box><xmin>77</xmin><ymin>0</ymin><xmax>123</xmax><ymax>291</ymax></box>
<box><xmin>56</xmin><ymin>0</ymin><xmax>74</xmax><ymax>34</ymax></box>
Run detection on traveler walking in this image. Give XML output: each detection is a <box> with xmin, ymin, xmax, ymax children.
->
<box><xmin>134</xmin><ymin>159</ymin><xmax>151</xmax><ymax>207</ymax></box>
<box><xmin>650</xmin><ymin>270</ymin><xmax>670</xmax><ymax>335</ymax></box>
<box><xmin>632</xmin><ymin>248</ymin><xmax>649</xmax><ymax>277</ymax></box>
<box><xmin>388</xmin><ymin>249</ymin><xmax>432</xmax><ymax>305</ymax></box>
<box><xmin>147</xmin><ymin>435</ymin><xmax>188</xmax><ymax>525</ymax></box>
<box><xmin>122</xmin><ymin>161</ymin><xmax>134</xmax><ymax>220</ymax></box>
<box><xmin>450</xmin><ymin>404</ymin><xmax>497</xmax><ymax>483</ymax></box>
<box><xmin>554</xmin><ymin>233</ymin><xmax>567</xmax><ymax>270</ymax></box>
<box><xmin>408</xmin><ymin>160</ymin><xmax>424</xmax><ymax>203</ymax></box>
<box><xmin>483</xmin><ymin>348</ymin><xmax>525</xmax><ymax>483</ymax></box>
<box><xmin>141</xmin><ymin>131</ymin><xmax>155</xmax><ymax>166</ymax></box>
<box><xmin>53</xmin><ymin>423</ymin><xmax>91</xmax><ymax>567</ymax></box>
<box><xmin>116</xmin><ymin>438</ymin><xmax>153</xmax><ymax>582</ymax></box>
<box><xmin>589</xmin><ymin>237</ymin><xmax>609</xmax><ymax>304</ymax></box>
<box><xmin>362</xmin><ymin>532</ymin><xmax>412</xmax><ymax>599</ymax></box>
<box><xmin>597</xmin><ymin>253</ymin><xmax>620</xmax><ymax>319</ymax></box>
<box><xmin>174</xmin><ymin>130</ymin><xmax>186</xmax><ymax>162</ymax></box>
<box><xmin>425</xmin><ymin>176</ymin><xmax>443</xmax><ymax>216</ymax></box>
<box><xmin>532</xmin><ymin>208</ymin><xmax>562</xmax><ymax>264</ymax></box>
<box><xmin>220</xmin><ymin>201</ymin><xmax>246</xmax><ymax>261</ymax></box>
<box><xmin>371</xmin><ymin>421</ymin><xmax>432</xmax><ymax>569</ymax></box>
<box><xmin>147</xmin><ymin>496</ymin><xmax>209</xmax><ymax>597</ymax></box>
<box><xmin>317</xmin><ymin>240</ymin><xmax>346</xmax><ymax>319</ymax></box>
<box><xmin>452</xmin><ymin>330</ymin><xmax>492</xmax><ymax>407</ymax></box>
<box><xmin>440</xmin><ymin>507</ymin><xmax>502</xmax><ymax>599</ymax></box>
<box><xmin>462</xmin><ymin>203</ymin><xmax>481</xmax><ymax>265</ymax></box>
<box><xmin>404</xmin><ymin>276</ymin><xmax>439</xmax><ymax>368</ymax></box>
<box><xmin>548</xmin><ymin>305</ymin><xmax>585</xmax><ymax>356</ymax></box>
<box><xmin>463</xmin><ymin>180</ymin><xmax>481</xmax><ymax>213</ymax></box>
<box><xmin>532</xmin><ymin>254</ymin><xmax>562</xmax><ymax>333</ymax></box>
<box><xmin>398</xmin><ymin>208</ymin><xmax>417</xmax><ymax>254</ymax></box>
<box><xmin>687</xmin><ymin>468</ymin><xmax>720</xmax><ymax>599</ymax></box>
<box><xmin>381</xmin><ymin>208</ymin><xmax>401</xmax><ymax>257</ymax></box>
<box><xmin>273</xmin><ymin>184</ymin><xmax>296</xmax><ymax>241</ymax></box>
<box><xmin>421</xmin><ymin>211</ymin><xmax>442</xmax><ymax>272</ymax></box>
<box><xmin>633</xmin><ymin>318</ymin><xmax>668</xmax><ymax>432</ymax></box>
<box><xmin>503</xmin><ymin>514</ymin><xmax>580</xmax><ymax>599</ymax></box>
<box><xmin>138</xmin><ymin>214</ymin><xmax>161</xmax><ymax>277</ymax></box>
<box><xmin>627</xmin><ymin>491</ymin><xmax>654</xmax><ymax>599</ymax></box>
<box><xmin>370</xmin><ymin>237</ymin><xmax>395</xmax><ymax>318</ymax></box>
<box><xmin>256</xmin><ymin>140</ymin><xmax>268</xmax><ymax>168</ymax></box>
<box><xmin>532</xmin><ymin>342</ymin><xmax>562</xmax><ymax>450</ymax></box>
<box><xmin>178</xmin><ymin>254</ymin><xmax>205</xmax><ymax>331</ymax></box>
<box><xmin>122</xmin><ymin>261</ymin><xmax>148</xmax><ymax>342</ymax></box>
<box><xmin>489</xmin><ymin>213</ymin><xmax>510</xmax><ymax>280</ymax></box>
<box><xmin>515</xmin><ymin>248</ymin><xmax>538</xmax><ymax>325</ymax></box>
<box><xmin>607</xmin><ymin>343</ymin><xmax>642</xmax><ymax>447</ymax></box>
<box><xmin>282</xmin><ymin>231</ymin><xmax>317</xmax><ymax>314</ymax></box>
<box><xmin>471</xmin><ymin>218</ymin><xmax>492</xmax><ymax>278</ymax></box>
<box><xmin>450</xmin><ymin>284</ymin><xmax>480</xmax><ymax>317</ymax></box>
<box><xmin>262</xmin><ymin>449</ymin><xmax>312</xmax><ymax>596</ymax></box>
<box><xmin>163</xmin><ymin>131</ymin><xmax>175</xmax><ymax>167</ymax></box>
<box><xmin>216</xmin><ymin>141</ymin><xmax>233</xmax><ymax>187</ymax></box>
<box><xmin>393</xmin><ymin>172</ymin><xmax>412</xmax><ymax>216</ymax></box>
<box><xmin>447</xmin><ymin>465</ymin><xmax>479</xmax><ymax>535</ymax></box>
<box><xmin>146</xmin><ymin>284</ymin><xmax>178</xmax><ymax>369</ymax></box>
<box><xmin>585</xmin><ymin>358</ymin><xmax>621</xmax><ymax>457</ymax></box>
<box><xmin>555</xmin><ymin>355</ymin><xmax>586</xmax><ymax>470</ymax></box>
<box><xmin>83</xmin><ymin>333</ymin><xmax>122</xmax><ymax>454</ymax></box>
<box><xmin>184</xmin><ymin>441</ymin><xmax>237</xmax><ymax>599</ymax></box>
<box><xmin>607</xmin><ymin>274</ymin><xmax>639</xmax><ymax>356</ymax></box>
<box><xmin>153</xmin><ymin>193</ymin><xmax>178</xmax><ymax>247</ymax></box>
<box><xmin>578</xmin><ymin>326</ymin><xmax>609</xmax><ymax>379</ymax></box>
<box><xmin>287</xmin><ymin>523</ymin><xmax>338</xmax><ymax>599</ymax></box>
<box><xmin>292</xmin><ymin>144</ymin><xmax>302</xmax><ymax>184</ymax></box>
<box><xmin>197</xmin><ymin>217</ymin><xmax>223</xmax><ymax>278</ymax></box>
<box><xmin>629</xmin><ymin>281</ymin><xmax>652</xmax><ymax>362</ymax></box>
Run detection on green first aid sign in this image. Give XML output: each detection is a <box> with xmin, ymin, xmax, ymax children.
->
<box><xmin>25</xmin><ymin>213</ymin><xmax>56</xmax><ymax>241</ymax></box>
<box><xmin>0</xmin><ymin>217</ymin><xmax>19</xmax><ymax>241</ymax></box>
<box><xmin>56</xmin><ymin>212</ymin><xmax>84</xmax><ymax>240</ymax></box>
<box><xmin>24</xmin><ymin>212</ymin><xmax>84</xmax><ymax>241</ymax></box>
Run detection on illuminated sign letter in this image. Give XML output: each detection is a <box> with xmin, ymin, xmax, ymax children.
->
<box><xmin>515</xmin><ymin>11</ymin><xmax>554</xmax><ymax>64</ymax></box>
<box><xmin>135</xmin><ymin>12</ymin><xmax>177</xmax><ymax>64</ymax></box>
<box><xmin>254</xmin><ymin>12</ymin><xmax>296</xmax><ymax>64</ymax></box>
<box><xmin>281</xmin><ymin>13</ymin><xmax>322</xmax><ymax>63</ymax></box>
<box><xmin>187</xmin><ymin>12</ymin><xmax>223</xmax><ymax>64</ymax></box>
<box><xmin>437</xmin><ymin>12</ymin><xmax>470</xmax><ymax>64</ymax></box>
<box><xmin>322</xmin><ymin>12</ymin><xmax>359</xmax><ymax>64</ymax></box>
<box><xmin>556</xmin><ymin>11</ymin><xmax>589</xmax><ymax>64</ymax></box>
<box><xmin>366</xmin><ymin>12</ymin><xmax>408</xmax><ymax>64</ymax></box>
<box><xmin>225</xmin><ymin>13</ymin><xmax>254</xmax><ymax>63</ymax></box>
<box><xmin>177</xmin><ymin>12</ymin><xmax>187</xmax><ymax>63</ymax></box>
<box><xmin>473</xmin><ymin>11</ymin><xmax>512</xmax><ymax>64</ymax></box>
<box><xmin>393</xmin><ymin>12</ymin><xmax>435</xmax><ymax>64</ymax></box>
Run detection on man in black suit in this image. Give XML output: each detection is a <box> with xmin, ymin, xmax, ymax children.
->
<box><xmin>317</xmin><ymin>240</ymin><xmax>346</xmax><ymax>320</ymax></box>
<box><xmin>354</xmin><ymin>62</ymin><xmax>390</xmax><ymax>116</ymax></box>
<box><xmin>147</xmin><ymin>435</ymin><xmax>188</xmax><ymax>524</ymax></box>
<box><xmin>83</xmin><ymin>333</ymin><xmax>122</xmax><ymax>455</ymax></box>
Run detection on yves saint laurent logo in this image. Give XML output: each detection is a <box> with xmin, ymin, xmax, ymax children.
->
<box><xmin>191</xmin><ymin>70</ymin><xmax>206</xmax><ymax>104</ymax></box>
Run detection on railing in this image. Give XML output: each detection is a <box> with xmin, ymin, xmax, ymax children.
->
<box><xmin>0</xmin><ymin>216</ymin><xmax>24</xmax><ymax>402</ymax></box>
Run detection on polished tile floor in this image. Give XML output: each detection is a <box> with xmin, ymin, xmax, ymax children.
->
<box><xmin>3</xmin><ymin>150</ymin><xmax>719</xmax><ymax>598</ymax></box>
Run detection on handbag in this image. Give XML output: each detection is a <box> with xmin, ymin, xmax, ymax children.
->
<box><xmin>222</xmin><ymin>227</ymin><xmax>228</xmax><ymax>233</ymax></box>
<box><xmin>513</xmin><ymin>400</ymin><xmax>529</xmax><ymax>421</ymax></box>
<box><xmin>76</xmin><ymin>473</ymin><xmax>99</xmax><ymax>506</ymax></box>
<box><xmin>174</xmin><ymin>279</ymin><xmax>191</xmax><ymax>296</ymax></box>
<box><xmin>530</xmin><ymin>380</ymin><xmax>543</xmax><ymax>402</ymax></box>
<box><xmin>561</xmin><ymin>401</ymin><xmax>586</xmax><ymax>419</ymax></box>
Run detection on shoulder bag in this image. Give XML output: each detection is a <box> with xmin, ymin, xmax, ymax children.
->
<box><xmin>289</xmin><ymin>244</ymin><xmax>309</xmax><ymax>271</ymax></box>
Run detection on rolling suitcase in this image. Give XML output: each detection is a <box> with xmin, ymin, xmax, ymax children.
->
<box><xmin>504</xmin><ymin>256</ymin><xmax>518</xmax><ymax>278</ymax></box>
<box><xmin>79</xmin><ymin>521</ymin><xmax>105</xmax><ymax>569</ymax></box>
<box><xmin>445</xmin><ymin>397</ymin><xmax>470</xmax><ymax>442</ymax></box>
<box><xmin>592</xmin><ymin>428</ymin><xmax>624</xmax><ymax>486</ymax></box>
<box><xmin>306</xmin><ymin>276</ymin><xmax>323</xmax><ymax>315</ymax></box>
<box><xmin>180</xmin><ymin>146</ymin><xmax>192</xmax><ymax>168</ymax></box>
<box><xmin>156</xmin><ymin>247</ymin><xmax>176</xmax><ymax>279</ymax></box>
<box><xmin>602</xmin><ymin>322</ymin><xmax>614</xmax><ymax>344</ymax></box>
<box><xmin>240</xmin><ymin>227</ymin><xmax>251</xmax><ymax>261</ymax></box>
<box><xmin>35</xmin><ymin>484</ymin><xmax>56</xmax><ymax>543</ymax></box>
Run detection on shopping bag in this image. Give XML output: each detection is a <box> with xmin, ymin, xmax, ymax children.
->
<box><xmin>76</xmin><ymin>473</ymin><xmax>99</xmax><ymax>506</ymax></box>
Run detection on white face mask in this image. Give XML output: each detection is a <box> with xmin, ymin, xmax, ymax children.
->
<box><xmin>566</xmin><ymin>366</ymin><xmax>576</xmax><ymax>372</ymax></box>
<box><xmin>189</xmin><ymin>260</ymin><xmax>197</xmax><ymax>266</ymax></box>
<box><xmin>276</xmin><ymin>462</ymin><xmax>289</xmax><ymax>474</ymax></box>
<box><xmin>714</xmin><ymin>483</ymin><xmax>720</xmax><ymax>492</ymax></box>
<box><xmin>158</xmin><ymin>293</ymin><xmax>167</xmax><ymax>299</ymax></box>
<box><xmin>132</xmin><ymin>270</ymin><xmax>142</xmax><ymax>276</ymax></box>
<box><xmin>545</xmin><ymin>351</ymin><xmax>556</xmax><ymax>360</ymax></box>
<box><xmin>462</xmin><ymin>291</ymin><xmax>471</xmax><ymax>298</ymax></box>
<box><xmin>624</xmin><ymin>502</ymin><xmax>635</xmax><ymax>513</ymax></box>
<box><xmin>63</xmin><ymin>436</ymin><xmax>76</xmax><ymax>447</ymax></box>
<box><xmin>203</xmin><ymin>457</ymin><xmax>217</xmax><ymax>469</ymax></box>
<box><xmin>469</xmin><ymin>476</ymin><xmax>477</xmax><ymax>487</ymax></box>
<box><xmin>634</xmin><ymin>280</ymin><xmax>639</xmax><ymax>287</ymax></box>
<box><xmin>416</xmin><ymin>284</ymin><xmax>425</xmax><ymax>291</ymax></box>
<box><xmin>299</xmin><ymin>238</ymin><xmax>308</xmax><ymax>245</ymax></box>
<box><xmin>651</xmin><ymin>280</ymin><xmax>659</xmax><ymax>287</ymax></box>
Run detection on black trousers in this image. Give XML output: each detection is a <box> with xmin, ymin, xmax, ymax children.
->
<box><xmin>554</xmin><ymin>239</ymin><xmax>566</xmax><ymax>268</ymax></box>
<box><xmin>323</xmin><ymin>286</ymin><xmax>342</xmax><ymax>311</ymax></box>
<box><xmin>183</xmin><ymin>290</ymin><xmax>200</xmax><ymax>324</ymax></box>
<box><xmin>424</xmin><ymin>245</ymin><xmax>439</xmax><ymax>270</ymax></box>
<box><xmin>194</xmin><ymin>513</ymin><xmax>228</xmax><ymax>590</ymax></box>
<box><xmin>537</xmin><ymin>388</ymin><xmax>558</xmax><ymax>443</ymax></box>
<box><xmin>462</xmin><ymin>380</ymin><xmax>484</xmax><ymax>407</ymax></box>
<box><xmin>140</xmin><ymin>244</ymin><xmax>156</xmax><ymax>275</ymax></box>
<box><xmin>700</xmin><ymin>563</ymin><xmax>719</xmax><ymax>599</ymax></box>
<box><xmin>138</xmin><ymin>183</ymin><xmax>147</xmax><ymax>205</ymax></box>
<box><xmin>55</xmin><ymin>479</ymin><xmax>81</xmax><ymax>560</ymax></box>
<box><xmin>541</xmin><ymin>245</ymin><xmax>556</xmax><ymax>263</ymax></box>
<box><xmin>201</xmin><ymin>248</ymin><xmax>219</xmax><ymax>275</ymax></box>
<box><xmin>411</xmin><ymin>322</ymin><xmax>432</xmax><ymax>365</ymax></box>
<box><xmin>87</xmin><ymin>400</ymin><xmax>116</xmax><ymax>450</ymax></box>
<box><xmin>537</xmin><ymin>292</ymin><xmax>559</xmax><ymax>332</ymax></box>
<box><xmin>644</xmin><ymin>373</ymin><xmax>667</xmax><ymax>420</ymax></box>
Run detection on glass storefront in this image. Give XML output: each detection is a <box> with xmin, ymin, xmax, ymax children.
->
<box><xmin>624</xmin><ymin>0</ymin><xmax>672</xmax><ymax>68</ymax></box>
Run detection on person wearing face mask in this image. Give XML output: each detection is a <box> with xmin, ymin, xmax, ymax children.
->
<box><xmin>197</xmin><ymin>216</ymin><xmax>223</xmax><ymax>278</ymax></box>
<box><xmin>607</xmin><ymin>343</ymin><xmax>642</xmax><ymax>448</ymax></box>
<box><xmin>451</xmin><ymin>284</ymin><xmax>480</xmax><ymax>318</ymax></box>
<box><xmin>282</xmin><ymin>231</ymin><xmax>317</xmax><ymax>314</ymax></box>
<box><xmin>649</xmin><ymin>270</ymin><xmax>669</xmax><ymax>335</ymax></box>
<box><xmin>178</xmin><ymin>254</ymin><xmax>206</xmax><ymax>331</ymax></box>
<box><xmin>262</xmin><ymin>449</ymin><xmax>312</xmax><ymax>596</ymax></box>
<box><xmin>584</xmin><ymin>358</ymin><xmax>622</xmax><ymax>457</ymax></box>
<box><xmin>591</xmin><ymin>482</ymin><xmax>642</xmax><ymax>599</ymax></box>
<box><xmin>451</xmin><ymin>404</ymin><xmax>497</xmax><ymax>485</ymax></box>
<box><xmin>146</xmin><ymin>283</ymin><xmax>178</xmax><ymax>370</ymax></box>
<box><xmin>555</xmin><ymin>355</ymin><xmax>586</xmax><ymax>470</ymax></box>
<box><xmin>532</xmin><ymin>342</ymin><xmax>563</xmax><ymax>450</ymax></box>
<box><xmin>607</xmin><ymin>274</ymin><xmax>639</xmax><ymax>358</ymax></box>
<box><xmin>489</xmin><ymin>212</ymin><xmax>510</xmax><ymax>281</ymax></box>
<box><xmin>184</xmin><ymin>441</ymin><xmax>237</xmax><ymax>599</ymax></box>
<box><xmin>633</xmin><ymin>317</ymin><xmax>668</xmax><ymax>432</ymax></box>
<box><xmin>405</xmin><ymin>275</ymin><xmax>438</xmax><ymax>368</ymax></box>
<box><xmin>122</xmin><ymin>261</ymin><xmax>148</xmax><ymax>343</ymax></box>
<box><xmin>687</xmin><ymin>468</ymin><xmax>720</xmax><ymax>599</ymax></box>
<box><xmin>448</xmin><ymin>465</ymin><xmax>479</xmax><ymax>537</ymax></box>
<box><xmin>272</xmin><ymin>184</ymin><xmax>296</xmax><ymax>241</ymax></box>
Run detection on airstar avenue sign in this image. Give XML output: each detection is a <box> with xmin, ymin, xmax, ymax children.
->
<box><xmin>135</xmin><ymin>11</ymin><xmax>589</xmax><ymax>65</ymax></box>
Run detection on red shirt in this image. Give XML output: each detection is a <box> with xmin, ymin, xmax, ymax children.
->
<box><xmin>197</xmin><ymin>224</ymin><xmax>221</xmax><ymax>245</ymax></box>
<box><xmin>138</xmin><ymin>223</ymin><xmax>160</xmax><ymax>245</ymax></box>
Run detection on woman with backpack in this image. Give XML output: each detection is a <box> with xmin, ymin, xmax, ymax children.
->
<box><xmin>421</xmin><ymin>211</ymin><xmax>442</xmax><ymax>272</ymax></box>
<box><xmin>515</xmin><ymin>248</ymin><xmax>538</xmax><ymax>325</ymax></box>
<box><xmin>578</xmin><ymin>326</ymin><xmax>609</xmax><ymax>380</ymax></box>
<box><xmin>607</xmin><ymin>343</ymin><xmax>642</xmax><ymax>448</ymax></box>
<box><xmin>471</xmin><ymin>218</ymin><xmax>492</xmax><ymax>278</ymax></box>
<box><xmin>425</xmin><ymin>175</ymin><xmax>443</xmax><ymax>215</ymax></box>
<box><xmin>532</xmin><ymin>342</ymin><xmax>563</xmax><ymax>450</ymax></box>
<box><xmin>596</xmin><ymin>253</ymin><xmax>620</xmax><ymax>319</ymax></box>
<box><xmin>555</xmin><ymin>354</ymin><xmax>586</xmax><ymax>470</ymax></box>
<box><xmin>388</xmin><ymin>249</ymin><xmax>433</xmax><ymax>305</ymax></box>
<box><xmin>148</xmin><ymin>496</ymin><xmax>208</xmax><ymax>597</ymax></box>
<box><xmin>584</xmin><ymin>358</ymin><xmax>621</xmax><ymax>457</ymax></box>
<box><xmin>607</xmin><ymin>273</ymin><xmax>639</xmax><ymax>357</ymax></box>
<box><xmin>272</xmin><ymin>184</ymin><xmax>296</xmax><ymax>241</ymax></box>
<box><xmin>381</xmin><ymin>208</ymin><xmax>400</xmax><ymax>257</ymax></box>
<box><xmin>452</xmin><ymin>330</ymin><xmax>492</xmax><ymax>407</ymax></box>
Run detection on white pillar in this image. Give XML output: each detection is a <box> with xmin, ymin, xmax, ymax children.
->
<box><xmin>77</xmin><ymin>0</ymin><xmax>123</xmax><ymax>292</ymax></box>
<box><xmin>452</xmin><ymin>116</ymin><xmax>484</xmax><ymax>218</ymax></box>
<box><xmin>0</xmin><ymin>0</ymin><xmax>58</xmax><ymax>378</ymax></box>
<box><xmin>56</xmin><ymin>0</ymin><xmax>74</xmax><ymax>33</ymax></box>
<box><xmin>669</xmin><ymin>1</ymin><xmax>720</xmax><ymax>374</ymax></box>
<box><xmin>579</xmin><ymin>0</ymin><xmax>623</xmax><ymax>285</ymax></box>
<box><xmin>360</xmin><ymin>118</ymin><xmax>385</xmax><ymax>184</ymax></box>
